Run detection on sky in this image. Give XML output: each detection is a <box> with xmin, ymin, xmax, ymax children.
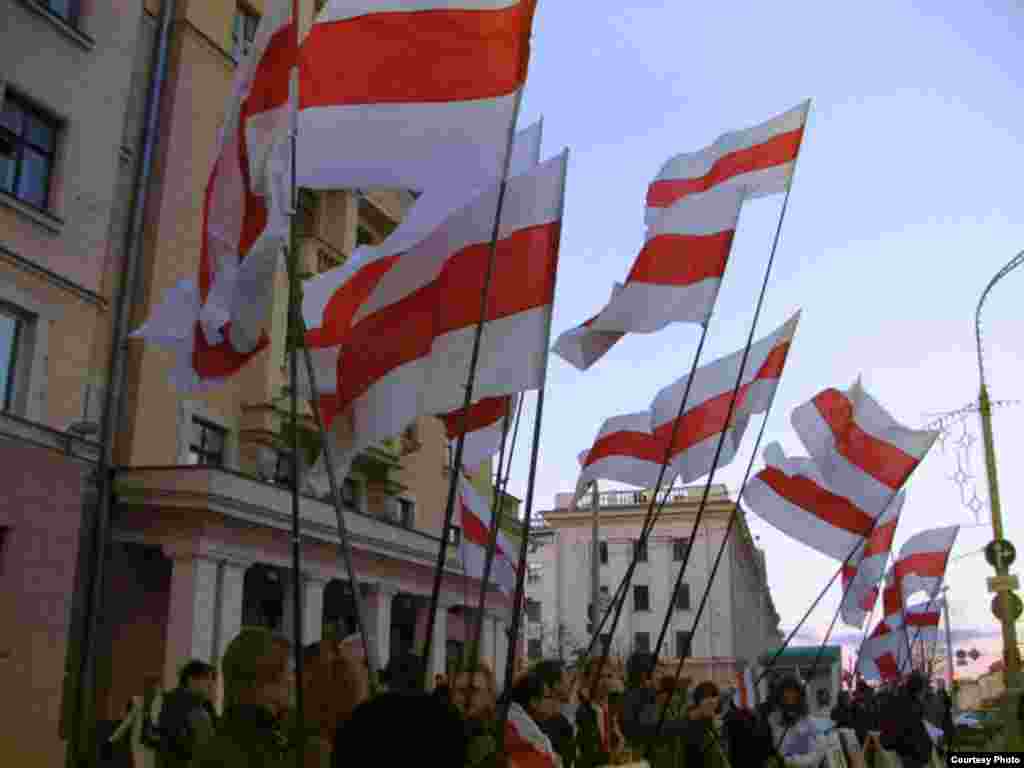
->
<box><xmin>497</xmin><ymin>0</ymin><xmax>1024</xmax><ymax>680</ymax></box>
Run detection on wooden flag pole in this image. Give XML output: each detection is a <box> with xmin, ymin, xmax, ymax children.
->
<box><xmin>496</xmin><ymin>148</ymin><xmax>570</xmax><ymax>751</ymax></box>
<box><xmin>421</xmin><ymin>96</ymin><xmax>523</xmax><ymax>691</ymax></box>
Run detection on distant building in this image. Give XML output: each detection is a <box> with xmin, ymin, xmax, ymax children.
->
<box><xmin>524</xmin><ymin>483</ymin><xmax>782</xmax><ymax>688</ymax></box>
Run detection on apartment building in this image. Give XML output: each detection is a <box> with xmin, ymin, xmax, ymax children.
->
<box><xmin>1</xmin><ymin>2</ymin><xmax>514</xmax><ymax>765</ymax></box>
<box><xmin>524</xmin><ymin>484</ymin><xmax>783</xmax><ymax>687</ymax></box>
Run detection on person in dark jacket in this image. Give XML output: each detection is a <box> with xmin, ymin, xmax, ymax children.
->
<box><xmin>156</xmin><ymin>660</ymin><xmax>217</xmax><ymax>768</ymax></box>
<box><xmin>618</xmin><ymin>652</ymin><xmax>693</xmax><ymax>750</ymax></box>
<box><xmin>531</xmin><ymin>660</ymin><xmax>577</xmax><ymax>767</ymax></box>
<box><xmin>880</xmin><ymin>672</ymin><xmax>933</xmax><ymax>768</ymax></box>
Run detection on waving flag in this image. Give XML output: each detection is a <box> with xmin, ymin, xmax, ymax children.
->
<box><xmin>505</xmin><ymin>701</ymin><xmax>560</xmax><ymax>768</ymax></box>
<box><xmin>881</xmin><ymin>526</ymin><xmax>959</xmax><ymax>625</ymax></box>
<box><xmin>297</xmin><ymin>0</ymin><xmax>536</xmax><ymax>192</ymax></box>
<box><xmin>650</xmin><ymin>313</ymin><xmax>800</xmax><ymax>484</ymax></box>
<box><xmin>459</xmin><ymin>473</ymin><xmax>518</xmax><ymax>595</ymax></box>
<box><xmin>840</xmin><ymin>493</ymin><xmax>904</xmax><ymax>627</ymax></box>
<box><xmin>645</xmin><ymin>100</ymin><xmax>809</xmax><ymax>224</ymax></box>
<box><xmin>791</xmin><ymin>378</ymin><xmax>939</xmax><ymax>521</ymax></box>
<box><xmin>298</xmin><ymin>122</ymin><xmax>543</xmax><ymax>397</ymax></box>
<box><xmin>572</xmin><ymin>412</ymin><xmax>673</xmax><ymax>500</ymax></box>
<box><xmin>307</xmin><ymin>153</ymin><xmax>567</xmax><ymax>494</ymax></box>
<box><xmin>857</xmin><ymin>619</ymin><xmax>907</xmax><ymax>682</ymax></box>
<box><xmin>441</xmin><ymin>395</ymin><xmax>518</xmax><ymax>473</ymax></box>
<box><xmin>132</xmin><ymin>0</ymin><xmax>296</xmax><ymax>390</ymax></box>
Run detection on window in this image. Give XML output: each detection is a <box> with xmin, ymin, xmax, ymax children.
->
<box><xmin>526</xmin><ymin>598</ymin><xmax>541</xmax><ymax>623</ymax></box>
<box><xmin>633</xmin><ymin>585</ymin><xmax>650</xmax><ymax>612</ymax></box>
<box><xmin>446</xmin><ymin>525</ymin><xmax>461</xmax><ymax>547</ymax></box>
<box><xmin>674</xmin><ymin>584</ymin><xmax>691</xmax><ymax>611</ymax></box>
<box><xmin>0</xmin><ymin>307</ymin><xmax>23</xmax><ymax>413</ymax></box>
<box><xmin>399</xmin><ymin>498</ymin><xmax>415</xmax><ymax>529</ymax></box>
<box><xmin>38</xmin><ymin>0</ymin><xmax>80</xmax><ymax>25</ymax></box>
<box><xmin>259</xmin><ymin>446</ymin><xmax>293</xmax><ymax>487</ymax></box>
<box><xmin>633</xmin><ymin>539</ymin><xmax>648</xmax><ymax>563</ymax></box>
<box><xmin>341</xmin><ymin>478</ymin><xmax>359</xmax><ymax>510</ymax></box>
<box><xmin>188</xmin><ymin>418</ymin><xmax>226</xmax><ymax>467</ymax></box>
<box><xmin>0</xmin><ymin>91</ymin><xmax>58</xmax><ymax>210</ymax></box>
<box><xmin>673</xmin><ymin>538</ymin><xmax>690</xmax><ymax>561</ymax></box>
<box><xmin>599</xmin><ymin>541</ymin><xmax>608</xmax><ymax>565</ymax></box>
<box><xmin>634</xmin><ymin>632</ymin><xmax>651</xmax><ymax>654</ymax></box>
<box><xmin>527</xmin><ymin>638</ymin><xmax>542</xmax><ymax>660</ymax></box>
<box><xmin>599</xmin><ymin>633</ymin><xmax>611</xmax><ymax>651</ymax></box>
<box><xmin>675</xmin><ymin>631</ymin><xmax>692</xmax><ymax>658</ymax></box>
<box><xmin>232</xmin><ymin>5</ymin><xmax>260</xmax><ymax>62</ymax></box>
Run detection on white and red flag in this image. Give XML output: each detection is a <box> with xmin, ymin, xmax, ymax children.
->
<box><xmin>505</xmin><ymin>701</ymin><xmax>560</xmax><ymax>768</ymax></box>
<box><xmin>441</xmin><ymin>395</ymin><xmax>518</xmax><ymax>474</ymax></box>
<box><xmin>553</xmin><ymin>185</ymin><xmax>744</xmax><ymax>370</ymax></box>
<box><xmin>297</xmin><ymin>0</ymin><xmax>536</xmax><ymax>193</ymax></box>
<box><xmin>857</xmin><ymin>619</ymin><xmax>907</xmax><ymax>682</ymax></box>
<box><xmin>307</xmin><ymin>152</ymin><xmax>567</xmax><ymax>494</ymax></box>
<box><xmin>732</xmin><ymin>666</ymin><xmax>758</xmax><ymax>710</ymax></box>
<box><xmin>571</xmin><ymin>412</ymin><xmax>674</xmax><ymax>502</ymax></box>
<box><xmin>644</xmin><ymin>100</ymin><xmax>809</xmax><ymax>225</ymax></box>
<box><xmin>905</xmin><ymin>597</ymin><xmax>943</xmax><ymax>641</ymax></box>
<box><xmin>459</xmin><ymin>473</ymin><xmax>519</xmax><ymax>595</ymax></box>
<box><xmin>298</xmin><ymin>121</ymin><xmax>543</xmax><ymax>397</ymax></box>
<box><xmin>839</xmin><ymin>493</ymin><xmax>904</xmax><ymax>627</ymax></box>
<box><xmin>742</xmin><ymin>443</ymin><xmax>884</xmax><ymax>562</ymax></box>
<box><xmin>881</xmin><ymin>526</ymin><xmax>959</xmax><ymax>626</ymax></box>
<box><xmin>649</xmin><ymin>313</ymin><xmax>800</xmax><ymax>485</ymax></box>
<box><xmin>791</xmin><ymin>378</ymin><xmax>939</xmax><ymax>522</ymax></box>
<box><xmin>132</xmin><ymin>0</ymin><xmax>296</xmax><ymax>390</ymax></box>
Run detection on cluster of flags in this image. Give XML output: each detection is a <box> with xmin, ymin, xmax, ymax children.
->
<box><xmin>133</xmin><ymin>0</ymin><xmax>550</xmax><ymax>596</ymax></box>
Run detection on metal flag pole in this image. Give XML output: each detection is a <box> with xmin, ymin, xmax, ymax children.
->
<box><xmin>591</xmin><ymin>479</ymin><xmax>600</xmax><ymax>644</ymax></box>
<box><xmin>496</xmin><ymin>147</ymin><xmax>570</xmax><ymax>750</ymax></box>
<box><xmin>650</xmin><ymin>406</ymin><xmax>773</xmax><ymax>746</ymax></box>
<box><xmin>421</xmin><ymin>98</ymin><xmax>524</xmax><ymax>690</ymax></box>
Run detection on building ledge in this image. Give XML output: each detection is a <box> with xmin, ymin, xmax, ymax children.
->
<box><xmin>0</xmin><ymin>411</ymin><xmax>100</xmax><ymax>462</ymax></box>
<box><xmin>114</xmin><ymin>465</ymin><xmax>451</xmax><ymax>569</ymax></box>
<box><xmin>19</xmin><ymin>0</ymin><xmax>95</xmax><ymax>51</ymax></box>
<box><xmin>0</xmin><ymin>190</ymin><xmax>65</xmax><ymax>235</ymax></box>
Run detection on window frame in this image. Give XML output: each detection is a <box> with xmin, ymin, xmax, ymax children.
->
<box><xmin>672</xmin><ymin>538</ymin><xmax>690</xmax><ymax>562</ymax></box>
<box><xmin>598</xmin><ymin>540</ymin><xmax>608</xmax><ymax>565</ymax></box>
<box><xmin>634</xmin><ymin>631</ymin><xmax>651</xmax><ymax>654</ymax></box>
<box><xmin>188</xmin><ymin>417</ymin><xmax>227</xmax><ymax>467</ymax></box>
<box><xmin>527</xmin><ymin>637</ymin><xmax>542</xmax><ymax>660</ymax></box>
<box><xmin>633</xmin><ymin>538</ymin><xmax>648</xmax><ymax>563</ymax></box>
<box><xmin>633</xmin><ymin>584</ymin><xmax>650</xmax><ymax>612</ymax></box>
<box><xmin>0</xmin><ymin>90</ymin><xmax>59</xmax><ymax>211</ymax></box>
<box><xmin>398</xmin><ymin>498</ymin><xmax>415</xmax><ymax>529</ymax></box>
<box><xmin>675</xmin><ymin>630</ymin><xmax>692</xmax><ymax>658</ymax></box>
<box><xmin>674</xmin><ymin>583</ymin><xmax>691</xmax><ymax>612</ymax></box>
<box><xmin>525</xmin><ymin>598</ymin><xmax>542</xmax><ymax>624</ymax></box>
<box><xmin>0</xmin><ymin>305</ymin><xmax>24</xmax><ymax>414</ymax></box>
<box><xmin>341</xmin><ymin>477</ymin><xmax>359</xmax><ymax>510</ymax></box>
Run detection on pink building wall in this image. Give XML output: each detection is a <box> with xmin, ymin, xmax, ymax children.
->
<box><xmin>0</xmin><ymin>438</ymin><xmax>89</xmax><ymax>768</ymax></box>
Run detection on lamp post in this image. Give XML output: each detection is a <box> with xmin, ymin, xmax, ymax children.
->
<box><xmin>975</xmin><ymin>250</ymin><xmax>1024</xmax><ymax>748</ymax></box>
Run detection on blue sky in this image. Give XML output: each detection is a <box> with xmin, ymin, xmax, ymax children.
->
<box><xmin>500</xmin><ymin>0</ymin><xmax>1024</xmax><ymax>676</ymax></box>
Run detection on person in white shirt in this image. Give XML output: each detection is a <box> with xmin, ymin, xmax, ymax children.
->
<box><xmin>767</xmin><ymin>676</ymin><xmax>827</xmax><ymax>767</ymax></box>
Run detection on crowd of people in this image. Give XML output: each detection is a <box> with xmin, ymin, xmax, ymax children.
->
<box><xmin>103</xmin><ymin>626</ymin><xmax>956</xmax><ymax>768</ymax></box>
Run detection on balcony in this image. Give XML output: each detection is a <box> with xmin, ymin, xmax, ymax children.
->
<box><xmin>568</xmin><ymin>484</ymin><xmax>730</xmax><ymax>510</ymax></box>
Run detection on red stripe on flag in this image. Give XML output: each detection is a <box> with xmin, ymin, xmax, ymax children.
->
<box><xmin>461</xmin><ymin>496</ymin><xmax>507</xmax><ymax>560</ymax></box>
<box><xmin>192</xmin><ymin>321</ymin><xmax>268</xmax><ymax>379</ymax></box>
<box><xmin>305</xmin><ymin>254</ymin><xmax>402</xmax><ymax>348</ymax></box>
<box><xmin>625</xmin><ymin>230</ymin><xmax>734</xmax><ymax>286</ymax></box>
<box><xmin>584</xmin><ymin>430</ymin><xmax>668</xmax><ymax>467</ymax></box>
<box><xmin>299</xmin><ymin>2</ymin><xmax>536</xmax><ymax>106</ymax></box>
<box><xmin>876</xmin><ymin>652</ymin><xmax>901</xmax><ymax>681</ymax></box>
<box><xmin>861</xmin><ymin>587</ymin><xmax>879</xmax><ymax>612</ymax></box>
<box><xmin>645</xmin><ymin>127</ymin><xmax>804</xmax><ymax>209</ymax></box>
<box><xmin>442</xmin><ymin>396</ymin><xmax>512</xmax><ymax>439</ymax></box>
<box><xmin>812</xmin><ymin>389</ymin><xmax>920</xmax><ymax>491</ymax></box>
<box><xmin>652</xmin><ymin>341</ymin><xmax>793</xmax><ymax>458</ymax></box>
<box><xmin>866</xmin><ymin>518</ymin><xmax>899</xmax><ymax>558</ymax></box>
<box><xmin>905</xmin><ymin>611</ymin><xmax>939</xmax><ymax>629</ymax></box>
<box><xmin>436</xmin><ymin>222</ymin><xmax>560</xmax><ymax>335</ymax></box>
<box><xmin>755</xmin><ymin>467</ymin><xmax>875</xmax><ymax>537</ymax></box>
<box><xmin>883</xmin><ymin>582</ymin><xmax>902</xmax><ymax>618</ymax></box>
<box><xmin>244</xmin><ymin>23</ymin><xmax>297</xmax><ymax>116</ymax></box>
<box><xmin>316</xmin><ymin>392</ymin><xmax>341</xmax><ymax>431</ymax></box>
<box><xmin>894</xmin><ymin>551</ymin><xmax>948</xmax><ymax>581</ymax></box>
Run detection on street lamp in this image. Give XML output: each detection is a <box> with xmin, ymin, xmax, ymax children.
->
<box><xmin>975</xmin><ymin>249</ymin><xmax>1024</xmax><ymax>747</ymax></box>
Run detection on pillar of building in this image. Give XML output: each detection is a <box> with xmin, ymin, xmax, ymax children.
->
<box><xmin>366</xmin><ymin>583</ymin><xmax>395</xmax><ymax>672</ymax></box>
<box><xmin>162</xmin><ymin>549</ymin><xmax>219</xmax><ymax>689</ymax></box>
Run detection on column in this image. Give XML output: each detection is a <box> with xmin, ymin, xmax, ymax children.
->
<box><xmin>367</xmin><ymin>584</ymin><xmax>395</xmax><ymax>672</ymax></box>
<box><xmin>431</xmin><ymin>602</ymin><xmax>449</xmax><ymax>683</ymax></box>
<box><xmin>494</xmin><ymin>617</ymin><xmax>509</xmax><ymax>692</ymax></box>
<box><xmin>217</xmin><ymin>562</ymin><xmax>246</xmax><ymax>659</ymax></box>
<box><xmin>163</xmin><ymin>553</ymin><xmax>219</xmax><ymax>690</ymax></box>
<box><xmin>303</xmin><ymin>576</ymin><xmax>327</xmax><ymax>645</ymax></box>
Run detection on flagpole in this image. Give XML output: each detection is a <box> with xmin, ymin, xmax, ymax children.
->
<box><xmin>496</xmin><ymin>147</ymin><xmax>570</xmax><ymax>750</ymax></box>
<box><xmin>287</xmin><ymin>0</ymin><xmax>379</xmax><ymax>694</ymax></box>
<box><xmin>590</xmin><ymin>479</ymin><xmax>600</xmax><ymax>645</ymax></box>
<box><xmin>421</xmin><ymin>96</ymin><xmax>524</xmax><ymax>692</ymax></box>
<box><xmin>286</xmin><ymin>6</ymin><xmax>306</xmax><ymax>766</ymax></box>
<box><xmin>650</xmin><ymin>407</ymin><xmax>774</xmax><ymax>747</ymax></box>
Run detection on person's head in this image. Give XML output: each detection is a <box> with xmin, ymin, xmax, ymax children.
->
<box><xmin>303</xmin><ymin>635</ymin><xmax>370</xmax><ymax>740</ymax></box>
<box><xmin>816</xmin><ymin>688</ymin><xmax>830</xmax><ymax>709</ymax></box>
<box><xmin>691</xmin><ymin>681</ymin><xmax>720</xmax><ymax>720</ymax></box>
<box><xmin>655</xmin><ymin>677</ymin><xmax>677</xmax><ymax>708</ymax></box>
<box><xmin>518</xmin><ymin>661</ymin><xmax>564</xmax><ymax>721</ymax></box>
<box><xmin>179</xmin><ymin>660</ymin><xmax>217</xmax><ymax>702</ymax></box>
<box><xmin>584</xmin><ymin>657</ymin><xmax>622</xmax><ymax>701</ymax></box>
<box><xmin>772</xmin><ymin>676</ymin><xmax>807</xmax><ymax>723</ymax></box>
<box><xmin>339</xmin><ymin>692</ymin><xmax>467</xmax><ymax>765</ymax></box>
<box><xmin>452</xmin><ymin>662</ymin><xmax>497</xmax><ymax>721</ymax></box>
<box><xmin>384</xmin><ymin>654</ymin><xmax>425</xmax><ymax>694</ymax></box>
<box><xmin>220</xmin><ymin>628</ymin><xmax>291</xmax><ymax>716</ymax></box>
<box><xmin>627</xmin><ymin>652</ymin><xmax>657</xmax><ymax>690</ymax></box>
<box><xmin>905</xmin><ymin>672</ymin><xmax>927</xmax><ymax>701</ymax></box>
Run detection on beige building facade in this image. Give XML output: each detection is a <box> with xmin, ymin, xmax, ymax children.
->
<box><xmin>1</xmin><ymin>2</ymin><xmax>513</xmax><ymax>766</ymax></box>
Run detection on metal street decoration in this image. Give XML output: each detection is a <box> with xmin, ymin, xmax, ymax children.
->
<box><xmin>986</xmin><ymin>539</ymin><xmax>1017</xmax><ymax>568</ymax></box>
<box><xmin>992</xmin><ymin>592</ymin><xmax>1024</xmax><ymax>623</ymax></box>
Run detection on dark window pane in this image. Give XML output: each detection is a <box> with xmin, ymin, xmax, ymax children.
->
<box><xmin>673</xmin><ymin>538</ymin><xmax>690</xmax><ymax>561</ymax></box>
<box><xmin>46</xmin><ymin>0</ymin><xmax>76</xmax><ymax>21</ymax></box>
<box><xmin>526</xmin><ymin>599</ymin><xmax>541</xmax><ymax>623</ymax></box>
<box><xmin>527</xmin><ymin>638</ymin><xmax>542</xmax><ymax>660</ymax></box>
<box><xmin>25</xmin><ymin>113</ymin><xmax>55</xmax><ymax>152</ymax></box>
<box><xmin>634</xmin><ymin>539</ymin><xmax>647</xmax><ymax>563</ymax></box>
<box><xmin>676</xmin><ymin>631</ymin><xmax>692</xmax><ymax>658</ymax></box>
<box><xmin>675</xmin><ymin>584</ymin><xmax>691</xmax><ymax>611</ymax></box>
<box><xmin>634</xmin><ymin>632</ymin><xmax>650</xmax><ymax>653</ymax></box>
<box><xmin>599</xmin><ymin>541</ymin><xmax>608</xmax><ymax>564</ymax></box>
<box><xmin>0</xmin><ymin>148</ymin><xmax>14</xmax><ymax>195</ymax></box>
<box><xmin>634</xmin><ymin>585</ymin><xmax>649</xmax><ymax>612</ymax></box>
<box><xmin>17</xmin><ymin>147</ymin><xmax>50</xmax><ymax>208</ymax></box>
<box><xmin>0</xmin><ymin>311</ymin><xmax>20</xmax><ymax>411</ymax></box>
<box><xmin>0</xmin><ymin>103</ymin><xmax>23</xmax><ymax>136</ymax></box>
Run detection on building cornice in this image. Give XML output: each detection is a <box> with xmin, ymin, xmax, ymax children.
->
<box><xmin>0</xmin><ymin>243</ymin><xmax>107</xmax><ymax>308</ymax></box>
<box><xmin>0</xmin><ymin>411</ymin><xmax>100</xmax><ymax>463</ymax></box>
